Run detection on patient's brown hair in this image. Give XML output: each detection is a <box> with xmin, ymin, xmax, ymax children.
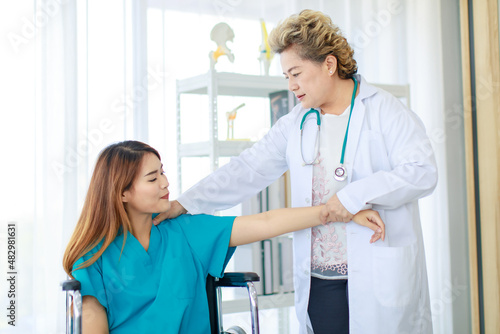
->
<box><xmin>63</xmin><ymin>141</ymin><xmax>160</xmax><ymax>277</ymax></box>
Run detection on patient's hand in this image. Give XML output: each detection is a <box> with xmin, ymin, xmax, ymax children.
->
<box><xmin>351</xmin><ymin>210</ymin><xmax>385</xmax><ymax>243</ymax></box>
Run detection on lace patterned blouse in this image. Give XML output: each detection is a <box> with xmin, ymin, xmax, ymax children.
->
<box><xmin>311</xmin><ymin>108</ymin><xmax>350</xmax><ymax>280</ymax></box>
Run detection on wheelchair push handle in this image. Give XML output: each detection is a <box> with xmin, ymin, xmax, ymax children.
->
<box><xmin>61</xmin><ymin>279</ymin><xmax>82</xmax><ymax>334</ymax></box>
<box><xmin>61</xmin><ymin>279</ymin><xmax>81</xmax><ymax>291</ymax></box>
<box><xmin>213</xmin><ymin>272</ymin><xmax>260</xmax><ymax>334</ymax></box>
<box><xmin>217</xmin><ymin>272</ymin><xmax>260</xmax><ymax>287</ymax></box>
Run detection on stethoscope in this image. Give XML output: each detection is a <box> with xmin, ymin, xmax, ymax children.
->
<box><xmin>299</xmin><ymin>77</ymin><xmax>358</xmax><ymax>182</ymax></box>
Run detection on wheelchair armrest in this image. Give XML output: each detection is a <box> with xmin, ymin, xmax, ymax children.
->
<box><xmin>217</xmin><ymin>272</ymin><xmax>260</xmax><ymax>287</ymax></box>
<box><xmin>61</xmin><ymin>279</ymin><xmax>81</xmax><ymax>291</ymax></box>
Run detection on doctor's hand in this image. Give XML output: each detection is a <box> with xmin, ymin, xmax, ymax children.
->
<box><xmin>352</xmin><ymin>209</ymin><xmax>385</xmax><ymax>243</ymax></box>
<box><xmin>320</xmin><ymin>194</ymin><xmax>354</xmax><ymax>224</ymax></box>
<box><xmin>153</xmin><ymin>200</ymin><xmax>187</xmax><ymax>225</ymax></box>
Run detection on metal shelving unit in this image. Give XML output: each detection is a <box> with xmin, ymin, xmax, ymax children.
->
<box><xmin>176</xmin><ymin>69</ymin><xmax>288</xmax><ymax>191</ymax></box>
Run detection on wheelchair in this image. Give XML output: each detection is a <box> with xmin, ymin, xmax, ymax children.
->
<box><xmin>62</xmin><ymin>272</ymin><xmax>260</xmax><ymax>334</ymax></box>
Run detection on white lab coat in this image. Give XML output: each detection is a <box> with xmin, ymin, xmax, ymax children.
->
<box><xmin>178</xmin><ymin>74</ymin><xmax>437</xmax><ymax>334</ymax></box>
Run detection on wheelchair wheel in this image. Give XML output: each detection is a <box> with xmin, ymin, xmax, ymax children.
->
<box><xmin>224</xmin><ymin>325</ymin><xmax>247</xmax><ymax>334</ymax></box>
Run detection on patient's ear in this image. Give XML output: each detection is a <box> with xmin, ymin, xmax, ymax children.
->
<box><xmin>122</xmin><ymin>190</ymin><xmax>130</xmax><ymax>203</ymax></box>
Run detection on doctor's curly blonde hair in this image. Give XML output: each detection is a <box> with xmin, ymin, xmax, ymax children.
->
<box><xmin>268</xmin><ymin>9</ymin><xmax>357</xmax><ymax>79</ymax></box>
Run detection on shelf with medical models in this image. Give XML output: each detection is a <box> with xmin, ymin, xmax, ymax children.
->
<box><xmin>176</xmin><ymin>70</ymin><xmax>288</xmax><ymax>97</ymax></box>
<box><xmin>175</xmin><ymin>69</ymin><xmax>288</xmax><ymax>192</ymax></box>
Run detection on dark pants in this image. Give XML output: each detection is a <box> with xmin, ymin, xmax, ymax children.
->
<box><xmin>307</xmin><ymin>277</ymin><xmax>349</xmax><ymax>334</ymax></box>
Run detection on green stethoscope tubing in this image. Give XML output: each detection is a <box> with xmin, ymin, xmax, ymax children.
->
<box><xmin>340</xmin><ymin>76</ymin><xmax>358</xmax><ymax>164</ymax></box>
<box><xmin>299</xmin><ymin>77</ymin><xmax>358</xmax><ymax>180</ymax></box>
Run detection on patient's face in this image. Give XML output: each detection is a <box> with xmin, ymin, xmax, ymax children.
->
<box><xmin>122</xmin><ymin>153</ymin><xmax>170</xmax><ymax>217</ymax></box>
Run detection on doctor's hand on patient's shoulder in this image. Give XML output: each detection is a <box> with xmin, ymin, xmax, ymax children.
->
<box><xmin>320</xmin><ymin>194</ymin><xmax>354</xmax><ymax>224</ymax></box>
<box><xmin>351</xmin><ymin>210</ymin><xmax>385</xmax><ymax>243</ymax></box>
<box><xmin>153</xmin><ymin>200</ymin><xmax>187</xmax><ymax>225</ymax></box>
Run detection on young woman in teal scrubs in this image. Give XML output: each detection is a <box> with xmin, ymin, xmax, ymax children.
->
<box><xmin>62</xmin><ymin>140</ymin><xmax>384</xmax><ymax>334</ymax></box>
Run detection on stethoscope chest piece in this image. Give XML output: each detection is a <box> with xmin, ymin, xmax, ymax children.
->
<box><xmin>334</xmin><ymin>165</ymin><xmax>347</xmax><ymax>181</ymax></box>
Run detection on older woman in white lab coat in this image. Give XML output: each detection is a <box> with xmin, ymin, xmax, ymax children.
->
<box><xmin>156</xmin><ymin>9</ymin><xmax>437</xmax><ymax>334</ymax></box>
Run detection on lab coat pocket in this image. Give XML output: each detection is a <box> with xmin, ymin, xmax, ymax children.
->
<box><xmin>169</xmin><ymin>256</ymin><xmax>196</xmax><ymax>299</ymax></box>
<box><xmin>372</xmin><ymin>242</ymin><xmax>418</xmax><ymax>307</ymax></box>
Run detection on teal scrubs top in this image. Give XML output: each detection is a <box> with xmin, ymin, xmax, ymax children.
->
<box><xmin>72</xmin><ymin>214</ymin><xmax>236</xmax><ymax>333</ymax></box>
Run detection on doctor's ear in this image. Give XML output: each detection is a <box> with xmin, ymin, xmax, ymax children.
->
<box><xmin>325</xmin><ymin>54</ymin><xmax>338</xmax><ymax>76</ymax></box>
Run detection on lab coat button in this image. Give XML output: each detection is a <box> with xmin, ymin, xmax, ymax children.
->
<box><xmin>303</xmin><ymin>270</ymin><xmax>309</xmax><ymax>275</ymax></box>
<box><xmin>305</xmin><ymin>198</ymin><xmax>310</xmax><ymax>204</ymax></box>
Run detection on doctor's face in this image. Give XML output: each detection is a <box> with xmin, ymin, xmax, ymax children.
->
<box><xmin>281</xmin><ymin>46</ymin><xmax>332</xmax><ymax>110</ymax></box>
<box><xmin>122</xmin><ymin>153</ymin><xmax>171</xmax><ymax>217</ymax></box>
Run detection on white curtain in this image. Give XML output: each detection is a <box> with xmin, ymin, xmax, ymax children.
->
<box><xmin>0</xmin><ymin>0</ymin><xmax>142</xmax><ymax>332</ymax></box>
<box><xmin>0</xmin><ymin>0</ymin><xmax>78</xmax><ymax>332</ymax></box>
<box><xmin>406</xmin><ymin>2</ymin><xmax>453</xmax><ymax>333</ymax></box>
<box><xmin>0</xmin><ymin>0</ymin><xmax>37</xmax><ymax>333</ymax></box>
